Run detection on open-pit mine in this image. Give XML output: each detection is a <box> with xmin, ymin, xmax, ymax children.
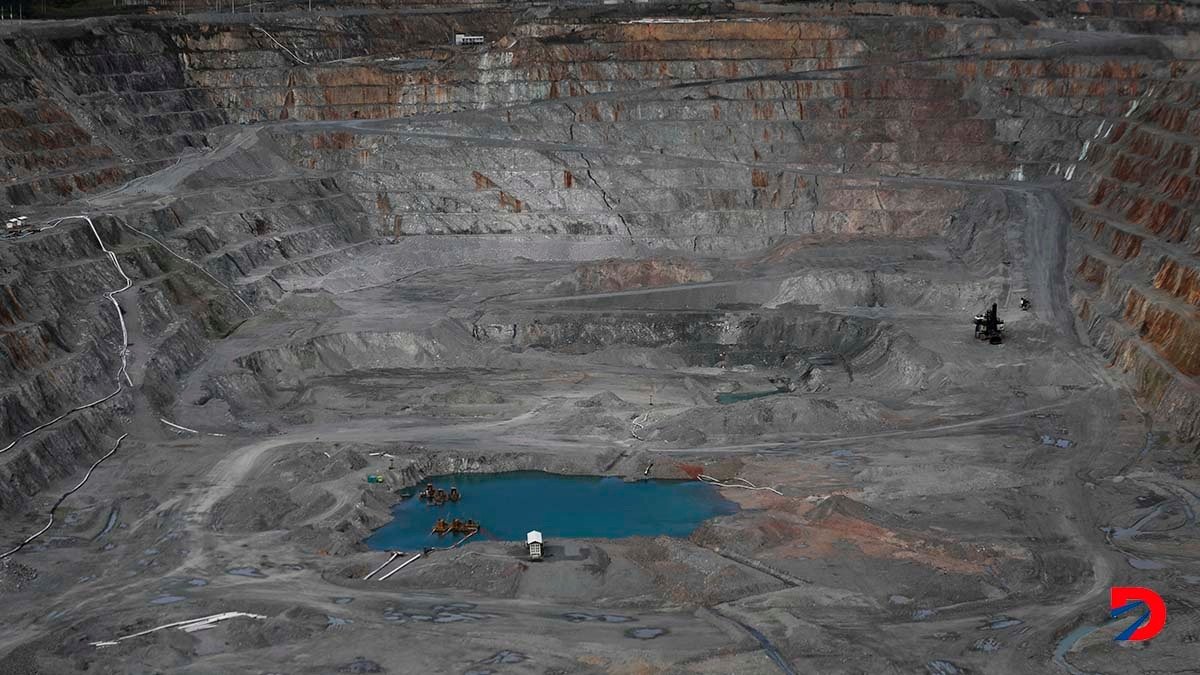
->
<box><xmin>1</xmin><ymin>0</ymin><xmax>1198</xmax><ymax>673</ymax></box>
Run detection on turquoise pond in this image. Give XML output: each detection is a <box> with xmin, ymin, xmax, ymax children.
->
<box><xmin>366</xmin><ymin>471</ymin><xmax>740</xmax><ymax>551</ymax></box>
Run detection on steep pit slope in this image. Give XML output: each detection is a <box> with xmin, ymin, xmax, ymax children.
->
<box><xmin>0</xmin><ymin>3</ymin><xmax>1199</xmax><ymax>675</ymax></box>
<box><xmin>1068</xmin><ymin>78</ymin><xmax>1200</xmax><ymax>440</ymax></box>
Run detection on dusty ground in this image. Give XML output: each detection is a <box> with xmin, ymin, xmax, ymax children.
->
<box><xmin>1</xmin><ymin>4</ymin><xmax>1199</xmax><ymax>675</ymax></box>
<box><xmin>3</xmin><ymin>207</ymin><xmax>1196</xmax><ymax>674</ymax></box>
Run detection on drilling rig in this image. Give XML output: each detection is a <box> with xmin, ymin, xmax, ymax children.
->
<box><xmin>974</xmin><ymin>303</ymin><xmax>1005</xmax><ymax>344</ymax></box>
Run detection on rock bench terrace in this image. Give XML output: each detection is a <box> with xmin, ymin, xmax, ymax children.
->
<box><xmin>0</xmin><ymin>1</ymin><xmax>1198</xmax><ymax>673</ymax></box>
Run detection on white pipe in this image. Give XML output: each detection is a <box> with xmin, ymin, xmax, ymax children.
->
<box><xmin>443</xmin><ymin>530</ymin><xmax>476</xmax><ymax>550</ymax></box>
<box><xmin>253</xmin><ymin>25</ymin><xmax>312</xmax><ymax>65</ymax></box>
<box><xmin>159</xmin><ymin>418</ymin><xmax>198</xmax><ymax>434</ymax></box>
<box><xmin>157</xmin><ymin>418</ymin><xmax>226</xmax><ymax>437</ymax></box>
<box><xmin>2</xmin><ymin>214</ymin><xmax>241</xmax><ymax>458</ymax></box>
<box><xmin>1</xmin><ymin>433</ymin><xmax>128</xmax><ymax>560</ymax></box>
<box><xmin>363</xmin><ymin>551</ymin><xmax>401</xmax><ymax>580</ymax></box>
<box><xmin>1</xmin><ymin>216</ymin><xmax>132</xmax><ymax>456</ymax></box>
<box><xmin>377</xmin><ymin>553</ymin><xmax>421</xmax><ymax>580</ymax></box>
<box><xmin>697</xmin><ymin>474</ymin><xmax>783</xmax><ymax>496</ymax></box>
<box><xmin>91</xmin><ymin>611</ymin><xmax>266</xmax><ymax>647</ymax></box>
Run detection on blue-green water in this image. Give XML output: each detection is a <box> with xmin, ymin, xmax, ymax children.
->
<box><xmin>366</xmin><ymin>471</ymin><xmax>739</xmax><ymax>551</ymax></box>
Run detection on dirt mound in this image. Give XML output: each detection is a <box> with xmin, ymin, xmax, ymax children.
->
<box><xmin>806</xmin><ymin>494</ymin><xmax>906</xmax><ymax>530</ymax></box>
<box><xmin>286</xmin><ymin>489</ymin><xmax>337</xmax><ymax>524</ymax></box>
<box><xmin>227</xmin><ymin>607</ymin><xmax>324</xmax><ymax>650</ymax></box>
<box><xmin>260</xmin><ymin>446</ymin><xmax>368</xmax><ymax>488</ymax></box>
<box><xmin>574</xmin><ymin>391</ymin><xmax>631</xmax><ymax>408</ymax></box>
<box><xmin>552</xmin><ymin>258</ymin><xmax>712</xmax><ymax>294</ymax></box>
<box><xmin>210</xmin><ymin>486</ymin><xmax>299</xmax><ymax>532</ymax></box>
<box><xmin>557</xmin><ymin>408</ymin><xmax>629</xmax><ymax>436</ymax></box>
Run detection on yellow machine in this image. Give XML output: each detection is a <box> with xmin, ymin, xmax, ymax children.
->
<box><xmin>419</xmin><ymin>483</ymin><xmax>461</xmax><ymax>506</ymax></box>
<box><xmin>431</xmin><ymin>518</ymin><xmax>479</xmax><ymax>536</ymax></box>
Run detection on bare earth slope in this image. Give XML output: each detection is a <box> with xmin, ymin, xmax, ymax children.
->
<box><xmin>1</xmin><ymin>2</ymin><xmax>1198</xmax><ymax>673</ymax></box>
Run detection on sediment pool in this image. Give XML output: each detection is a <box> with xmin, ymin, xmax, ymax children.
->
<box><xmin>367</xmin><ymin>471</ymin><xmax>739</xmax><ymax>551</ymax></box>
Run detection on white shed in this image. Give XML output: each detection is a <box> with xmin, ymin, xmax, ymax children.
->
<box><xmin>526</xmin><ymin>530</ymin><xmax>543</xmax><ymax>561</ymax></box>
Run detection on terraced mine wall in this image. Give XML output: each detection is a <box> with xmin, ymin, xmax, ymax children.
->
<box><xmin>1068</xmin><ymin>74</ymin><xmax>1200</xmax><ymax>441</ymax></box>
<box><xmin>0</xmin><ymin>10</ymin><xmax>511</xmax><ymax>207</ymax></box>
<box><xmin>2</xmin><ymin>6</ymin><xmax>1200</xmax><ymax>510</ymax></box>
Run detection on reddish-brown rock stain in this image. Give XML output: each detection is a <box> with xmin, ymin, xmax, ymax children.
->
<box><xmin>1123</xmin><ymin>289</ymin><xmax>1200</xmax><ymax>376</ymax></box>
<box><xmin>1125</xmin><ymin>195</ymin><xmax>1151</xmax><ymax>224</ymax></box>
<box><xmin>471</xmin><ymin>171</ymin><xmax>497</xmax><ymax>190</ymax></box>
<box><xmin>1076</xmin><ymin>255</ymin><xmax>1108</xmax><ymax>287</ymax></box>
<box><xmin>1127</xmin><ymin>128</ymin><xmax>1163</xmax><ymax>159</ymax></box>
<box><xmin>1077</xmin><ymin>297</ymin><xmax>1091</xmax><ymax>322</ymax></box>
<box><xmin>1162</xmin><ymin>174</ymin><xmax>1190</xmax><ymax>200</ymax></box>
<box><xmin>3</xmin><ymin>332</ymin><xmax>49</xmax><ymax>370</ymax></box>
<box><xmin>0</xmin><ymin>286</ymin><xmax>26</xmax><ymax>326</ymax></box>
<box><xmin>499</xmin><ymin>191</ymin><xmax>523</xmax><ymax>212</ymax></box>
<box><xmin>1152</xmin><ymin>259</ymin><xmax>1200</xmax><ymax>308</ymax></box>
<box><xmin>1090</xmin><ymin>178</ymin><xmax>1116</xmax><ymax>207</ymax></box>
<box><xmin>312</xmin><ymin>132</ymin><xmax>355</xmax><ymax>150</ymax></box>
<box><xmin>1110</xmin><ymin>230</ymin><xmax>1142</xmax><ymax>259</ymax></box>
<box><xmin>573</xmin><ymin>258</ymin><xmax>711</xmax><ymax>292</ymax></box>
<box><xmin>1146</xmin><ymin>202</ymin><xmax>1180</xmax><ymax>238</ymax></box>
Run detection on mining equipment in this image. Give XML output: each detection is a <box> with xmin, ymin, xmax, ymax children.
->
<box><xmin>974</xmin><ymin>303</ymin><xmax>1005</xmax><ymax>344</ymax></box>
<box><xmin>419</xmin><ymin>483</ymin><xmax>435</xmax><ymax>501</ymax></box>
<box><xmin>432</xmin><ymin>518</ymin><xmax>479</xmax><ymax>536</ymax></box>
<box><xmin>418</xmin><ymin>483</ymin><xmax>462</xmax><ymax>505</ymax></box>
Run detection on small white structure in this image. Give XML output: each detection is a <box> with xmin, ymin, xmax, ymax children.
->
<box><xmin>4</xmin><ymin>216</ymin><xmax>32</xmax><ymax>237</ymax></box>
<box><xmin>526</xmin><ymin>530</ymin><xmax>543</xmax><ymax>561</ymax></box>
<box><xmin>454</xmin><ymin>33</ymin><xmax>485</xmax><ymax>46</ymax></box>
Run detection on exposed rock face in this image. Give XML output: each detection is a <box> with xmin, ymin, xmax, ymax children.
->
<box><xmin>1066</xmin><ymin>78</ymin><xmax>1200</xmax><ymax>441</ymax></box>
<box><xmin>1</xmin><ymin>1</ymin><xmax>1199</xmax><ymax>512</ymax></box>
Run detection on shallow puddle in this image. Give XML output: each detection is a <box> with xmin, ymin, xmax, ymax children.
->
<box><xmin>366</xmin><ymin>471</ymin><xmax>738</xmax><ymax>551</ymax></box>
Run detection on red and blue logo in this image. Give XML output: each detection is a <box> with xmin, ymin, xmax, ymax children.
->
<box><xmin>1110</xmin><ymin>587</ymin><xmax>1166</xmax><ymax>642</ymax></box>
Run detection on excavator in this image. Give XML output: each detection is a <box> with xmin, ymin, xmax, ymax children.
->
<box><xmin>974</xmin><ymin>303</ymin><xmax>1005</xmax><ymax>344</ymax></box>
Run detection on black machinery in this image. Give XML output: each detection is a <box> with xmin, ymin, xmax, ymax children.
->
<box><xmin>974</xmin><ymin>303</ymin><xmax>1005</xmax><ymax>344</ymax></box>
